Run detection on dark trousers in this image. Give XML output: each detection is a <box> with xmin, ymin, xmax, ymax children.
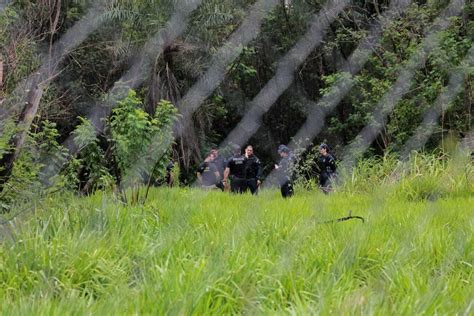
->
<box><xmin>231</xmin><ymin>177</ymin><xmax>258</xmax><ymax>194</ymax></box>
<box><xmin>245</xmin><ymin>178</ymin><xmax>259</xmax><ymax>195</ymax></box>
<box><xmin>280</xmin><ymin>180</ymin><xmax>294</xmax><ymax>198</ymax></box>
<box><xmin>230</xmin><ymin>177</ymin><xmax>246</xmax><ymax>193</ymax></box>
<box><xmin>319</xmin><ymin>172</ymin><xmax>334</xmax><ymax>193</ymax></box>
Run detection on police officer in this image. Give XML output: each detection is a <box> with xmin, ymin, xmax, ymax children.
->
<box><xmin>223</xmin><ymin>145</ymin><xmax>246</xmax><ymax>193</ymax></box>
<box><xmin>242</xmin><ymin>145</ymin><xmax>263</xmax><ymax>194</ymax></box>
<box><xmin>274</xmin><ymin>144</ymin><xmax>294</xmax><ymax>198</ymax></box>
<box><xmin>197</xmin><ymin>152</ymin><xmax>220</xmax><ymax>189</ymax></box>
<box><xmin>317</xmin><ymin>143</ymin><xmax>336</xmax><ymax>193</ymax></box>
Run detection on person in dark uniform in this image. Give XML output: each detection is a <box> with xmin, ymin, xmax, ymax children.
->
<box><xmin>242</xmin><ymin>145</ymin><xmax>263</xmax><ymax>195</ymax></box>
<box><xmin>317</xmin><ymin>143</ymin><xmax>336</xmax><ymax>193</ymax></box>
<box><xmin>223</xmin><ymin>145</ymin><xmax>246</xmax><ymax>193</ymax></box>
<box><xmin>274</xmin><ymin>144</ymin><xmax>295</xmax><ymax>198</ymax></box>
<box><xmin>197</xmin><ymin>152</ymin><xmax>220</xmax><ymax>189</ymax></box>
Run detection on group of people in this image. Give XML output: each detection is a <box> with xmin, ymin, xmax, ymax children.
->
<box><xmin>196</xmin><ymin>145</ymin><xmax>263</xmax><ymax>194</ymax></box>
<box><xmin>196</xmin><ymin>143</ymin><xmax>337</xmax><ymax>197</ymax></box>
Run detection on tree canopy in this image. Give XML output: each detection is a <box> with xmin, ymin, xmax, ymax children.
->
<box><xmin>0</xmin><ymin>0</ymin><xmax>472</xmax><ymax>204</ymax></box>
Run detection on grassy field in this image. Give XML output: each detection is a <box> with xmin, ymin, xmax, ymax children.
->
<box><xmin>0</xmin><ymin>185</ymin><xmax>472</xmax><ymax>315</ymax></box>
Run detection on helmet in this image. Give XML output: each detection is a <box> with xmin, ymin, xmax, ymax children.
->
<box><xmin>319</xmin><ymin>143</ymin><xmax>329</xmax><ymax>151</ymax></box>
<box><xmin>278</xmin><ymin>144</ymin><xmax>290</xmax><ymax>153</ymax></box>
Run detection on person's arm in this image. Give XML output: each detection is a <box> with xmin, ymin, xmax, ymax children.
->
<box><xmin>329</xmin><ymin>155</ymin><xmax>336</xmax><ymax>173</ymax></box>
<box><xmin>223</xmin><ymin>167</ymin><xmax>230</xmax><ymax>182</ymax></box>
<box><xmin>222</xmin><ymin>167</ymin><xmax>231</xmax><ymax>191</ymax></box>
<box><xmin>287</xmin><ymin>155</ymin><xmax>296</xmax><ymax>178</ymax></box>
<box><xmin>197</xmin><ymin>162</ymin><xmax>206</xmax><ymax>184</ymax></box>
<box><xmin>280</xmin><ymin>158</ymin><xmax>289</xmax><ymax>175</ymax></box>
<box><xmin>223</xmin><ymin>157</ymin><xmax>233</xmax><ymax>183</ymax></box>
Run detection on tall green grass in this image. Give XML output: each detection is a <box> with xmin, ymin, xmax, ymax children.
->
<box><xmin>338</xmin><ymin>150</ymin><xmax>473</xmax><ymax>200</ymax></box>
<box><xmin>1</xmin><ymin>151</ymin><xmax>473</xmax><ymax>314</ymax></box>
<box><xmin>0</xmin><ymin>185</ymin><xmax>472</xmax><ymax>315</ymax></box>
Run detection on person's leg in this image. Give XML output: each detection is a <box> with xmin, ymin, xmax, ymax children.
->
<box><xmin>281</xmin><ymin>181</ymin><xmax>294</xmax><ymax>198</ymax></box>
<box><xmin>319</xmin><ymin>173</ymin><xmax>327</xmax><ymax>187</ymax></box>
<box><xmin>232</xmin><ymin>178</ymin><xmax>246</xmax><ymax>194</ymax></box>
<box><xmin>230</xmin><ymin>178</ymin><xmax>239</xmax><ymax>193</ymax></box>
<box><xmin>286</xmin><ymin>181</ymin><xmax>294</xmax><ymax>197</ymax></box>
<box><xmin>215</xmin><ymin>181</ymin><xmax>225</xmax><ymax>191</ymax></box>
<box><xmin>247</xmin><ymin>179</ymin><xmax>258</xmax><ymax>195</ymax></box>
<box><xmin>319</xmin><ymin>173</ymin><xmax>330</xmax><ymax>194</ymax></box>
<box><xmin>241</xmin><ymin>178</ymin><xmax>249</xmax><ymax>193</ymax></box>
<box><xmin>240</xmin><ymin>179</ymin><xmax>245</xmax><ymax>193</ymax></box>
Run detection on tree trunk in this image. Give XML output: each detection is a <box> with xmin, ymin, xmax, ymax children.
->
<box><xmin>0</xmin><ymin>57</ymin><xmax>3</xmax><ymax>91</ymax></box>
<box><xmin>0</xmin><ymin>57</ymin><xmax>4</xmax><ymax>107</ymax></box>
<box><xmin>0</xmin><ymin>74</ymin><xmax>44</xmax><ymax>191</ymax></box>
<box><xmin>0</xmin><ymin>0</ymin><xmax>62</xmax><ymax>191</ymax></box>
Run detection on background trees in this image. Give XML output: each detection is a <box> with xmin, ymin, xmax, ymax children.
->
<box><xmin>0</xmin><ymin>0</ymin><xmax>472</xmax><ymax>201</ymax></box>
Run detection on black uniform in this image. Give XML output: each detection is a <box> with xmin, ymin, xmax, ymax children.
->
<box><xmin>226</xmin><ymin>154</ymin><xmax>247</xmax><ymax>193</ymax></box>
<box><xmin>317</xmin><ymin>153</ymin><xmax>336</xmax><ymax>189</ymax></box>
<box><xmin>243</xmin><ymin>155</ymin><xmax>263</xmax><ymax>195</ymax></box>
<box><xmin>276</xmin><ymin>153</ymin><xmax>295</xmax><ymax>198</ymax></box>
<box><xmin>197</xmin><ymin>161</ymin><xmax>218</xmax><ymax>186</ymax></box>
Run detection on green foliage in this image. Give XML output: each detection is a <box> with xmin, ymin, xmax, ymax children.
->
<box><xmin>189</xmin><ymin>0</ymin><xmax>255</xmax><ymax>47</ymax></box>
<box><xmin>326</xmin><ymin>3</ymin><xmax>473</xmax><ymax>151</ymax></box>
<box><xmin>395</xmin><ymin>151</ymin><xmax>474</xmax><ymax>201</ymax></box>
<box><xmin>230</xmin><ymin>47</ymin><xmax>258</xmax><ymax>82</ymax></box>
<box><xmin>1</xmin><ymin>0</ymin><xmax>472</xmax><ymax>188</ymax></box>
<box><xmin>100</xmin><ymin>0</ymin><xmax>174</xmax><ymax>44</ymax></box>
<box><xmin>0</xmin><ymin>120</ymin><xmax>16</xmax><ymax>163</ymax></box>
<box><xmin>169</xmin><ymin>161</ymin><xmax>180</xmax><ymax>188</ymax></box>
<box><xmin>108</xmin><ymin>91</ymin><xmax>178</xmax><ymax>185</ymax></box>
<box><xmin>120</xmin><ymin>98</ymin><xmax>179</xmax><ymax>192</ymax></box>
<box><xmin>0</xmin><ymin>6</ymin><xmax>39</xmax><ymax>94</ymax></box>
<box><xmin>0</xmin><ymin>6</ymin><xmax>17</xmax><ymax>45</ymax></box>
<box><xmin>31</xmin><ymin>120</ymin><xmax>64</xmax><ymax>154</ymax></box>
<box><xmin>291</xmin><ymin>144</ymin><xmax>319</xmax><ymax>190</ymax></box>
<box><xmin>340</xmin><ymin>150</ymin><xmax>473</xmax><ymax>200</ymax></box>
<box><xmin>31</xmin><ymin>120</ymin><xmax>69</xmax><ymax>190</ymax></box>
<box><xmin>109</xmin><ymin>90</ymin><xmax>155</xmax><ymax>175</ymax></box>
<box><xmin>0</xmin><ymin>90</ymin><xmax>180</xmax><ymax>202</ymax></box>
<box><xmin>66</xmin><ymin>117</ymin><xmax>113</xmax><ymax>193</ymax></box>
<box><xmin>60</xmin><ymin>156</ymin><xmax>82</xmax><ymax>191</ymax></box>
<box><xmin>153</xmin><ymin>99</ymin><xmax>179</xmax><ymax>129</ymax></box>
<box><xmin>0</xmin><ymin>120</ymin><xmax>68</xmax><ymax>210</ymax></box>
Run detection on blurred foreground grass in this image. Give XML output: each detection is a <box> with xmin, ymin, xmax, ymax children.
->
<box><xmin>0</xmin><ymin>186</ymin><xmax>472</xmax><ymax>315</ymax></box>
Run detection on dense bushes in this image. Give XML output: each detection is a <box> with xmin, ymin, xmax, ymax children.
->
<box><xmin>0</xmin><ymin>89</ymin><xmax>178</xmax><ymax>210</ymax></box>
